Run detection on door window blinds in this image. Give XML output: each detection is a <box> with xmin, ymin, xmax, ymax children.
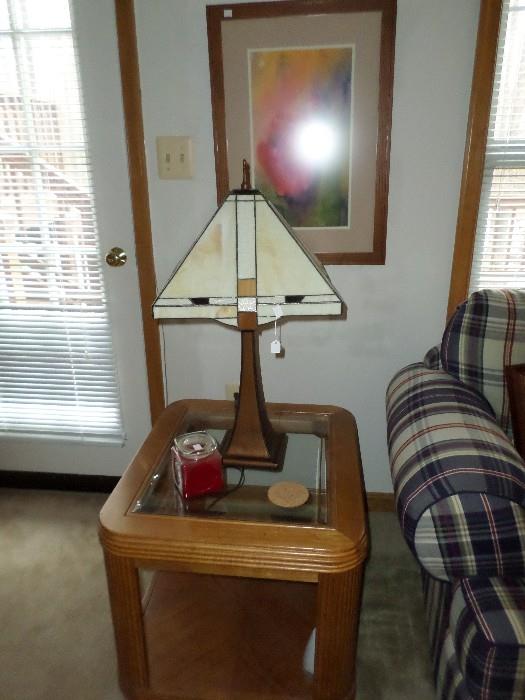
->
<box><xmin>0</xmin><ymin>0</ymin><xmax>124</xmax><ymax>442</ymax></box>
<box><xmin>470</xmin><ymin>0</ymin><xmax>525</xmax><ymax>290</ymax></box>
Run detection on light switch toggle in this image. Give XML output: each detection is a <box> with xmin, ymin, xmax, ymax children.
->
<box><xmin>156</xmin><ymin>136</ymin><xmax>193</xmax><ymax>179</ymax></box>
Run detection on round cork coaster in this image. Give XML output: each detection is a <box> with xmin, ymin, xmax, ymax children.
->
<box><xmin>267</xmin><ymin>481</ymin><xmax>309</xmax><ymax>509</ymax></box>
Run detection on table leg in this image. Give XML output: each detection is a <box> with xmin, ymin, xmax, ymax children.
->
<box><xmin>104</xmin><ymin>551</ymin><xmax>149</xmax><ymax>697</ymax></box>
<box><xmin>313</xmin><ymin>565</ymin><xmax>364</xmax><ymax>700</ymax></box>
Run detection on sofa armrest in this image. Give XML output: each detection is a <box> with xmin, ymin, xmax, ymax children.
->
<box><xmin>415</xmin><ymin>493</ymin><xmax>525</xmax><ymax>580</ymax></box>
<box><xmin>387</xmin><ymin>363</ymin><xmax>525</xmax><ymax>580</ymax></box>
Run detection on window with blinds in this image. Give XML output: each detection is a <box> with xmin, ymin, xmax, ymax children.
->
<box><xmin>0</xmin><ymin>0</ymin><xmax>124</xmax><ymax>442</ymax></box>
<box><xmin>470</xmin><ymin>0</ymin><xmax>525</xmax><ymax>290</ymax></box>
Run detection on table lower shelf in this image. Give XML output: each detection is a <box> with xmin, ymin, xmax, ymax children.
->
<box><xmin>141</xmin><ymin>571</ymin><xmax>317</xmax><ymax>700</ymax></box>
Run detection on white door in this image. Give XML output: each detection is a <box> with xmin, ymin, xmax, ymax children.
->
<box><xmin>0</xmin><ymin>0</ymin><xmax>152</xmax><ymax>476</ymax></box>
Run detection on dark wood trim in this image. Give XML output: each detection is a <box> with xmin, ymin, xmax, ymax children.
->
<box><xmin>447</xmin><ymin>0</ymin><xmax>503</xmax><ymax>319</ymax></box>
<box><xmin>207</xmin><ymin>5</ymin><xmax>227</xmax><ymax>207</ymax></box>
<box><xmin>207</xmin><ymin>0</ymin><xmax>396</xmax><ymax>265</ymax></box>
<box><xmin>0</xmin><ymin>470</ymin><xmax>119</xmax><ymax>493</ymax></box>
<box><xmin>114</xmin><ymin>0</ymin><xmax>165</xmax><ymax>423</ymax></box>
<box><xmin>370</xmin><ymin>0</ymin><xmax>396</xmax><ymax>268</ymax></box>
<box><xmin>366</xmin><ymin>491</ymin><xmax>394</xmax><ymax>512</ymax></box>
<box><xmin>211</xmin><ymin>0</ymin><xmax>392</xmax><ymax>19</ymax></box>
<box><xmin>320</xmin><ymin>250</ymin><xmax>386</xmax><ymax>266</ymax></box>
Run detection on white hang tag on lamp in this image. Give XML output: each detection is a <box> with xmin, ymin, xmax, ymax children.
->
<box><xmin>271</xmin><ymin>305</ymin><xmax>283</xmax><ymax>355</ymax></box>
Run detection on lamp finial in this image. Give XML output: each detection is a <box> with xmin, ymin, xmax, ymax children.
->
<box><xmin>241</xmin><ymin>159</ymin><xmax>252</xmax><ymax>190</ymax></box>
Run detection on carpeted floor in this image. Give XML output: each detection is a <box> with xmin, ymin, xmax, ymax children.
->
<box><xmin>0</xmin><ymin>489</ymin><xmax>434</xmax><ymax>699</ymax></box>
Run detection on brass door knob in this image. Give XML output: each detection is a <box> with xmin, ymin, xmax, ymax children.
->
<box><xmin>105</xmin><ymin>247</ymin><xmax>127</xmax><ymax>267</ymax></box>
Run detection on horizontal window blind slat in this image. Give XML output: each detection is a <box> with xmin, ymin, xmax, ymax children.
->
<box><xmin>1</xmin><ymin>393</ymin><xmax>121</xmax><ymax>401</ymax></box>
<box><xmin>0</xmin><ymin>367</ymin><xmax>117</xmax><ymax>375</ymax></box>
<box><xmin>0</xmin><ymin>365</ymin><xmax>119</xmax><ymax>374</ymax></box>
<box><xmin>0</xmin><ymin>336</ymin><xmax>113</xmax><ymax>343</ymax></box>
<box><xmin>0</xmin><ymin>431</ymin><xmax>124</xmax><ymax>445</ymax></box>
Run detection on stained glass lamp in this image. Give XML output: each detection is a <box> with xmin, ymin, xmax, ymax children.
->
<box><xmin>153</xmin><ymin>162</ymin><xmax>343</xmax><ymax>470</ymax></box>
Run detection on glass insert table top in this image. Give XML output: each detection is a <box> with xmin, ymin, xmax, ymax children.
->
<box><xmin>132</xmin><ymin>430</ymin><xmax>327</xmax><ymax>525</ymax></box>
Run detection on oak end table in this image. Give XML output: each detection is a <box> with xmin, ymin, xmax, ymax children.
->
<box><xmin>99</xmin><ymin>399</ymin><xmax>368</xmax><ymax>700</ymax></box>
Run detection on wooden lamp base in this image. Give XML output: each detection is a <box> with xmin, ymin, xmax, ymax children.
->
<box><xmin>221</xmin><ymin>430</ymin><xmax>287</xmax><ymax>471</ymax></box>
<box><xmin>221</xmin><ymin>321</ymin><xmax>287</xmax><ymax>471</ymax></box>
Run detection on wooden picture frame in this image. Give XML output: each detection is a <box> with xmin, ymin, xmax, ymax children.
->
<box><xmin>206</xmin><ymin>0</ymin><xmax>396</xmax><ymax>265</ymax></box>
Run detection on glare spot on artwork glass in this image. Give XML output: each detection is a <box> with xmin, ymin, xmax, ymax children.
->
<box><xmin>292</xmin><ymin>119</ymin><xmax>338</xmax><ymax>169</ymax></box>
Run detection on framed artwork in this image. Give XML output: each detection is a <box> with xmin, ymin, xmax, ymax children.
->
<box><xmin>206</xmin><ymin>0</ymin><xmax>396</xmax><ymax>265</ymax></box>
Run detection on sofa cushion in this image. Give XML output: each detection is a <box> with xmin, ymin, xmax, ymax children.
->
<box><xmin>451</xmin><ymin>577</ymin><xmax>525</xmax><ymax>700</ymax></box>
<box><xmin>441</xmin><ymin>289</ymin><xmax>525</xmax><ymax>438</ymax></box>
<box><xmin>387</xmin><ymin>364</ymin><xmax>525</xmax><ymax>574</ymax></box>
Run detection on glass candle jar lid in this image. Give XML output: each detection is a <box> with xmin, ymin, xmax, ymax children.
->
<box><xmin>174</xmin><ymin>431</ymin><xmax>218</xmax><ymax>460</ymax></box>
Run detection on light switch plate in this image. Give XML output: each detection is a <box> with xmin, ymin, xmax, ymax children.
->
<box><xmin>156</xmin><ymin>136</ymin><xmax>193</xmax><ymax>179</ymax></box>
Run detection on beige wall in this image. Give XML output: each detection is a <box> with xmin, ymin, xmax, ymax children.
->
<box><xmin>135</xmin><ymin>0</ymin><xmax>480</xmax><ymax>492</ymax></box>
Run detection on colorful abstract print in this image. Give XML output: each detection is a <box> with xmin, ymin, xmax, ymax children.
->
<box><xmin>249</xmin><ymin>46</ymin><xmax>352</xmax><ymax>229</ymax></box>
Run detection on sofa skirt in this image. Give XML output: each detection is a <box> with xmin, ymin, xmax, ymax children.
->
<box><xmin>423</xmin><ymin>569</ymin><xmax>525</xmax><ymax>700</ymax></box>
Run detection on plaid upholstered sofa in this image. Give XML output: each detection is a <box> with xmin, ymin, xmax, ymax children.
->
<box><xmin>386</xmin><ymin>289</ymin><xmax>525</xmax><ymax>700</ymax></box>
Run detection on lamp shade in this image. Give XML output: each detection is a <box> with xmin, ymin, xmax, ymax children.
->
<box><xmin>153</xmin><ymin>189</ymin><xmax>343</xmax><ymax>327</ymax></box>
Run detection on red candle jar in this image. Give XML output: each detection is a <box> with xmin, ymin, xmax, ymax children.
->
<box><xmin>171</xmin><ymin>431</ymin><xmax>224</xmax><ymax>500</ymax></box>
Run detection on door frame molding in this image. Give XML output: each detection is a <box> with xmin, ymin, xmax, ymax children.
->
<box><xmin>114</xmin><ymin>0</ymin><xmax>164</xmax><ymax>423</ymax></box>
<box><xmin>446</xmin><ymin>0</ymin><xmax>503</xmax><ymax>318</ymax></box>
